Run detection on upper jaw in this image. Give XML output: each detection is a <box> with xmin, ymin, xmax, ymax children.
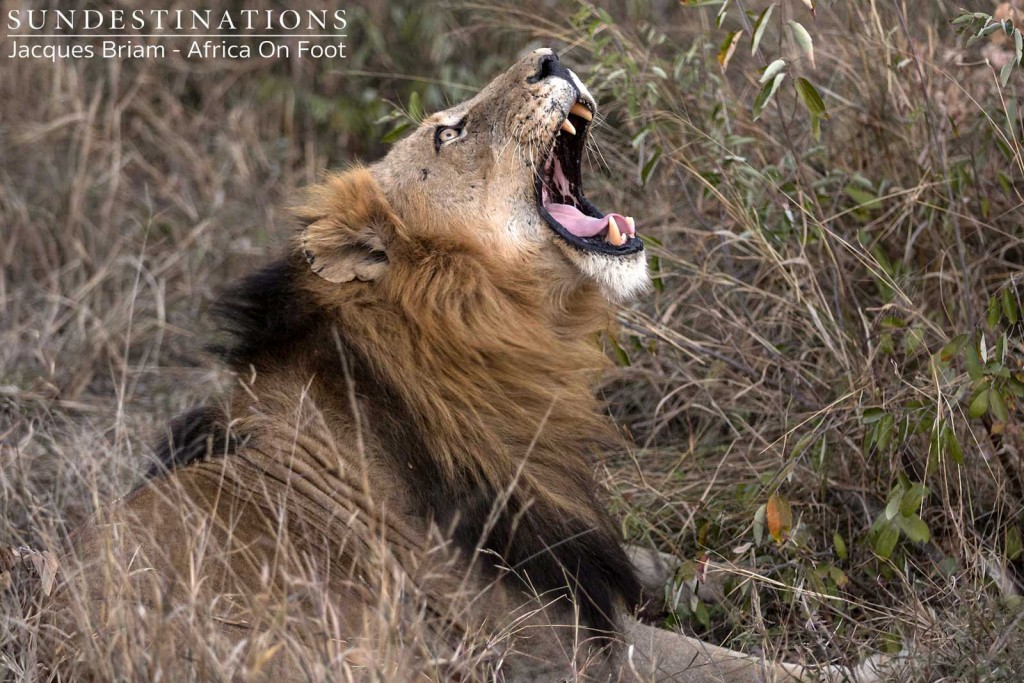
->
<box><xmin>535</xmin><ymin>86</ymin><xmax>642</xmax><ymax>257</ymax></box>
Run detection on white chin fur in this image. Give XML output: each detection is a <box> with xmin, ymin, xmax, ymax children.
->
<box><xmin>575</xmin><ymin>250</ymin><xmax>650</xmax><ymax>303</ymax></box>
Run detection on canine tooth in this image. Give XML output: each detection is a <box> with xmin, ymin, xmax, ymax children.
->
<box><xmin>570</xmin><ymin>102</ymin><xmax>593</xmax><ymax>122</ymax></box>
<box><xmin>606</xmin><ymin>216</ymin><xmax>625</xmax><ymax>246</ymax></box>
<box><xmin>625</xmin><ymin>216</ymin><xmax>636</xmax><ymax>235</ymax></box>
<box><xmin>560</xmin><ymin>119</ymin><xmax>577</xmax><ymax>136</ymax></box>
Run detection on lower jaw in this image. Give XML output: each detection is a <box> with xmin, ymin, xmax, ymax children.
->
<box><xmin>541</xmin><ymin>219</ymin><xmax>644</xmax><ymax>257</ymax></box>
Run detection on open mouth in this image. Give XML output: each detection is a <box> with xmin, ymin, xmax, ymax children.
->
<box><xmin>536</xmin><ymin>99</ymin><xmax>642</xmax><ymax>256</ymax></box>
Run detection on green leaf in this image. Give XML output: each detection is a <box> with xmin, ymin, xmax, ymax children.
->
<box><xmin>899</xmin><ymin>484</ymin><xmax>929</xmax><ymax>517</ymax></box>
<box><xmin>951</xmin><ymin>14</ymin><xmax>975</xmax><ymax>27</ymax></box>
<box><xmin>939</xmin><ymin>334</ymin><xmax>967</xmax><ymax>363</ymax></box>
<box><xmin>938</xmin><ymin>556</ymin><xmax>958</xmax><ymax>577</ymax></box>
<box><xmin>876</xmin><ymin>413</ymin><xmax>895</xmax><ymax>451</ymax></box>
<box><xmin>631</xmin><ymin>124</ymin><xmax>655</xmax><ymax>148</ymax></box>
<box><xmin>874</xmin><ymin>521</ymin><xmax>900</xmax><ymax>559</ymax></box>
<box><xmin>717</xmin><ymin>30</ymin><xmax>744</xmax><ymax>71</ymax></box>
<box><xmin>693</xmin><ymin>598</ymin><xmax>710</xmax><ymax>628</ymax></box>
<box><xmin>641</xmin><ymin>147</ymin><xmax>662</xmax><ymax>186</ymax></box>
<box><xmin>845</xmin><ymin>184</ymin><xmax>880</xmax><ymax>210</ymax></box>
<box><xmin>407</xmin><ymin>90</ymin><xmax>423</xmax><ymax>122</ymax></box>
<box><xmin>829</xmin><ymin>565</ymin><xmax>848</xmax><ymax>588</ymax></box>
<box><xmin>884</xmin><ymin>484</ymin><xmax>905</xmax><ymax>521</ymax></box>
<box><xmin>751</xmin><ymin>5</ymin><xmax>775</xmax><ymax>55</ymax></box>
<box><xmin>928</xmin><ymin>424</ymin><xmax>942</xmax><ymax>475</ymax></box>
<box><xmin>964</xmin><ymin>339</ymin><xmax>983</xmax><ymax>380</ymax></box>
<box><xmin>715</xmin><ymin>0</ymin><xmax>733</xmax><ymax>29</ymax></box>
<box><xmin>649</xmin><ymin>255</ymin><xmax>664</xmax><ymax>292</ymax></box>
<box><xmin>381</xmin><ymin>121</ymin><xmax>413</xmax><ymax>144</ymax></box>
<box><xmin>833</xmin><ymin>531</ymin><xmax>848</xmax><ymax>560</ymax></box>
<box><xmin>951</xmin><ymin>12</ymin><xmax>991</xmax><ymax>27</ymax></box>
<box><xmin>980</xmin><ymin>22</ymin><xmax>1005</xmax><ymax>38</ymax></box>
<box><xmin>1003</xmin><ymin>289</ymin><xmax>1019</xmax><ymax>324</ymax></box>
<box><xmin>1007</xmin><ymin>526</ymin><xmax>1023</xmax><ymax>561</ymax></box>
<box><xmin>867</xmin><ymin>420</ymin><xmax>880</xmax><ymax>450</ymax></box>
<box><xmin>790</xmin><ymin>432</ymin><xmax>816</xmax><ymax>458</ymax></box>
<box><xmin>752</xmin><ymin>73</ymin><xmax>786</xmax><ymax>121</ymax></box>
<box><xmin>969</xmin><ymin>387</ymin><xmax>990</xmax><ymax>419</ymax></box>
<box><xmin>608</xmin><ymin>335</ymin><xmax>631</xmax><ymax>367</ymax></box>
<box><xmin>795</xmin><ymin>77</ymin><xmax>828</xmax><ymax>118</ymax></box>
<box><xmin>788</xmin><ymin>20</ymin><xmax>816</xmax><ymax>69</ymax></box>
<box><xmin>943</xmin><ymin>423</ymin><xmax>965</xmax><ymax>465</ymax></box>
<box><xmin>895</xmin><ymin>515</ymin><xmax>931</xmax><ymax>544</ymax></box>
<box><xmin>905</xmin><ymin>326</ymin><xmax>926</xmax><ymax>354</ymax></box>
<box><xmin>863</xmin><ymin>407</ymin><xmax>887</xmax><ymax>424</ymax></box>
<box><xmin>810</xmin><ymin>112</ymin><xmax>822</xmax><ymax>141</ymax></box>
<box><xmin>991</xmin><ymin>389</ymin><xmax>1010</xmax><ymax>423</ymax></box>
<box><xmin>1002</xmin><ymin>59</ymin><xmax>1015</xmax><ymax>87</ymax></box>
<box><xmin>988</xmin><ymin>295</ymin><xmax>1003</xmax><ymax>328</ymax></box>
<box><xmin>753</xmin><ymin>503</ymin><xmax>767</xmax><ymax>546</ymax></box>
<box><xmin>760</xmin><ymin>58</ymin><xmax>787</xmax><ymax>84</ymax></box>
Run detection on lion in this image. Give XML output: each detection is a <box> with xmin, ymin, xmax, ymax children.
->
<box><xmin>49</xmin><ymin>49</ymin><xmax>881</xmax><ymax>682</ymax></box>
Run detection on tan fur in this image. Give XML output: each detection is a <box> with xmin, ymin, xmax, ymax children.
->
<box><xmin>49</xmin><ymin>50</ymin><xmax>878</xmax><ymax>682</ymax></box>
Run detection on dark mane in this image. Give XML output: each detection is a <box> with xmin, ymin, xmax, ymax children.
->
<box><xmin>209</xmin><ymin>256</ymin><xmax>321</xmax><ymax>372</ymax></box>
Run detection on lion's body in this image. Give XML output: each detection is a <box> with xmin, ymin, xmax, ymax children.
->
<box><xmin>52</xmin><ymin>51</ymin><xmax>876</xmax><ymax>682</ymax></box>
<box><xmin>62</xmin><ymin>192</ymin><xmax>641</xmax><ymax>679</ymax></box>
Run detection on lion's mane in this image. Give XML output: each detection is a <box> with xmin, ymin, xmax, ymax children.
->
<box><xmin>155</xmin><ymin>168</ymin><xmax>642</xmax><ymax>636</ymax></box>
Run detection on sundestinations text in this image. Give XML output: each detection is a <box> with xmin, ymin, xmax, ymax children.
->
<box><xmin>6</xmin><ymin>9</ymin><xmax>347</xmax><ymax>32</ymax></box>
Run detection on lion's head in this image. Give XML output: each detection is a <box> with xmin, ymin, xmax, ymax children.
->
<box><xmin>303</xmin><ymin>48</ymin><xmax>648</xmax><ymax>303</ymax></box>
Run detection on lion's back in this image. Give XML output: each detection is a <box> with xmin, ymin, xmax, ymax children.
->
<box><xmin>49</xmin><ymin>439</ymin><xmax>541</xmax><ymax>681</ymax></box>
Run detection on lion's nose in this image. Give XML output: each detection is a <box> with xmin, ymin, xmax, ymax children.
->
<box><xmin>527</xmin><ymin>52</ymin><xmax>559</xmax><ymax>84</ymax></box>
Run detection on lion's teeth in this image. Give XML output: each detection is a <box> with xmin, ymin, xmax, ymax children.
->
<box><xmin>606</xmin><ymin>216</ymin><xmax>625</xmax><ymax>246</ymax></box>
<box><xmin>560</xmin><ymin>119</ymin><xmax>577</xmax><ymax>136</ymax></box>
<box><xmin>625</xmin><ymin>216</ymin><xmax>636</xmax><ymax>235</ymax></box>
<box><xmin>570</xmin><ymin>102</ymin><xmax>593</xmax><ymax>121</ymax></box>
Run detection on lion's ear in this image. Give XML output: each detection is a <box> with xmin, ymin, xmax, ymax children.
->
<box><xmin>301</xmin><ymin>221</ymin><xmax>389</xmax><ymax>284</ymax></box>
<box><xmin>296</xmin><ymin>169</ymin><xmax>399</xmax><ymax>284</ymax></box>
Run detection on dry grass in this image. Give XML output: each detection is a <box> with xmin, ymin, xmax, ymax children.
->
<box><xmin>2</xmin><ymin>0</ymin><xmax>1023</xmax><ymax>680</ymax></box>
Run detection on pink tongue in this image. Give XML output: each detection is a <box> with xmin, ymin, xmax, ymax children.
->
<box><xmin>546</xmin><ymin>203</ymin><xmax>630</xmax><ymax>238</ymax></box>
<box><xmin>543</xmin><ymin>155</ymin><xmax>634</xmax><ymax>238</ymax></box>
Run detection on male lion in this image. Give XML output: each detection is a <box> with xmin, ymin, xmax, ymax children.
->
<box><xmin>51</xmin><ymin>49</ymin><xmax>876</xmax><ymax>682</ymax></box>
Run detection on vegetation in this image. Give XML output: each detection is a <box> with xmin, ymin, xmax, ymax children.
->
<box><xmin>2</xmin><ymin>1</ymin><xmax>1022</xmax><ymax>679</ymax></box>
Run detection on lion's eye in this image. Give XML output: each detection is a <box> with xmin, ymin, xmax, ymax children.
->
<box><xmin>434</xmin><ymin>124</ymin><xmax>465</xmax><ymax>150</ymax></box>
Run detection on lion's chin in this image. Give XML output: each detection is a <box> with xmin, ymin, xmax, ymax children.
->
<box><xmin>564</xmin><ymin>246</ymin><xmax>650</xmax><ymax>303</ymax></box>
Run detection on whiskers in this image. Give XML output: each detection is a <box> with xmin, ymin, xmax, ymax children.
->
<box><xmin>583</xmin><ymin>112</ymin><xmax>611</xmax><ymax>177</ymax></box>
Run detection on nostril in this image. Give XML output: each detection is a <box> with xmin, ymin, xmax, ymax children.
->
<box><xmin>528</xmin><ymin>54</ymin><xmax>557</xmax><ymax>83</ymax></box>
<box><xmin>538</xmin><ymin>55</ymin><xmax>556</xmax><ymax>79</ymax></box>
